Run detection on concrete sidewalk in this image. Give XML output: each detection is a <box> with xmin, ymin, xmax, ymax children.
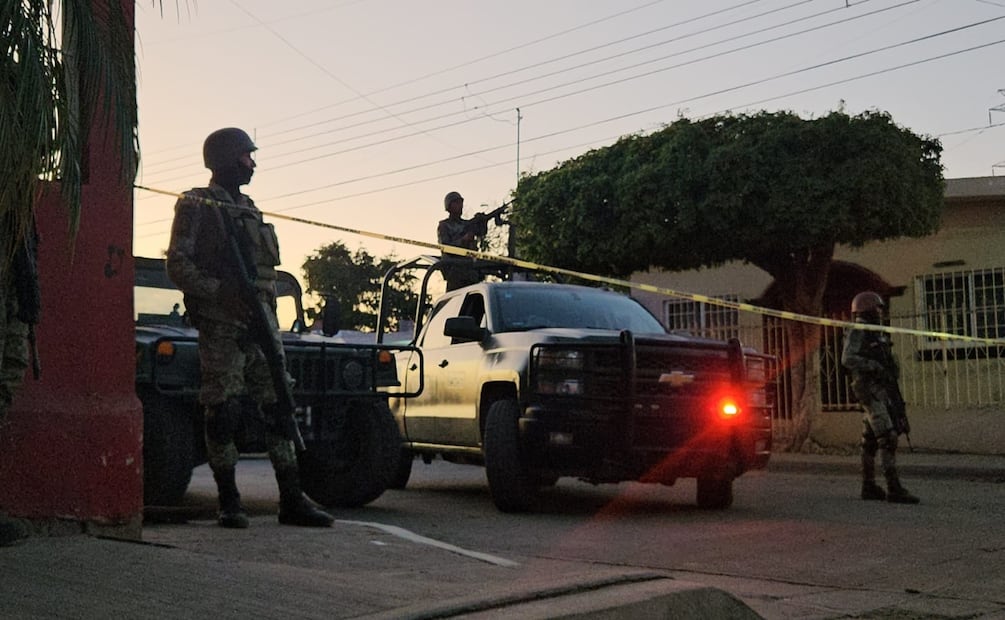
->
<box><xmin>768</xmin><ymin>449</ymin><xmax>1005</xmax><ymax>482</ymax></box>
<box><xmin>2</xmin><ymin>451</ymin><xmax>1003</xmax><ymax>619</ymax></box>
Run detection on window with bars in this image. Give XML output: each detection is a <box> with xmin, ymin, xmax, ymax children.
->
<box><xmin>917</xmin><ymin>267</ymin><xmax>1005</xmax><ymax>347</ymax></box>
<box><xmin>663</xmin><ymin>295</ymin><xmax>739</xmax><ymax>340</ymax></box>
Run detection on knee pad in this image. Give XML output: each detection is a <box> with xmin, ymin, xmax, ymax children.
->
<box><xmin>205</xmin><ymin>398</ymin><xmax>241</xmax><ymax>445</ymax></box>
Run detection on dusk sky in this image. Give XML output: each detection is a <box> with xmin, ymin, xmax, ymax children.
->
<box><xmin>132</xmin><ymin>0</ymin><xmax>1005</xmax><ymax>286</ymax></box>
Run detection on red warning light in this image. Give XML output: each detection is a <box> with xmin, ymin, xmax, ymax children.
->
<box><xmin>721</xmin><ymin>401</ymin><xmax>740</xmax><ymax>417</ymax></box>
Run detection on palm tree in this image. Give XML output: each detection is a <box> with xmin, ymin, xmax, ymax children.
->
<box><xmin>2</xmin><ymin>0</ymin><xmax>140</xmax><ymax>245</ymax></box>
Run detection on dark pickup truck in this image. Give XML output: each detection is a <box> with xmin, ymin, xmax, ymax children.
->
<box><xmin>135</xmin><ymin>256</ymin><xmax>422</xmax><ymax>508</ymax></box>
<box><xmin>379</xmin><ymin>256</ymin><xmax>775</xmax><ymax>512</ymax></box>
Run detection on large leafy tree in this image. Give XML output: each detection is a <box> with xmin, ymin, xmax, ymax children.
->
<box><xmin>513</xmin><ymin>110</ymin><xmax>944</xmax><ymax>449</ymax></box>
<box><xmin>2</xmin><ymin>0</ymin><xmax>139</xmax><ymax>244</ymax></box>
<box><xmin>302</xmin><ymin>241</ymin><xmax>419</xmax><ymax>333</ymax></box>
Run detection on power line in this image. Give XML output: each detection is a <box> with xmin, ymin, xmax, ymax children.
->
<box><xmin>260</xmin><ymin>13</ymin><xmax>1005</xmax><ymax>171</ymax></box>
<box><xmin>139</xmin><ymin>0</ymin><xmax>907</xmax><ymax>181</ymax></box>
<box><xmin>139</xmin><ymin>0</ymin><xmax>797</xmax><ymax>174</ymax></box>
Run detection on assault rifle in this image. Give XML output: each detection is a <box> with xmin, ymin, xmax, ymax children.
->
<box><xmin>867</xmin><ymin>337</ymin><xmax>913</xmax><ymax>451</ymax></box>
<box><xmin>467</xmin><ymin>202</ymin><xmax>510</xmax><ymax>238</ymax></box>
<box><xmin>214</xmin><ymin>206</ymin><xmax>306</xmax><ymax>452</ymax></box>
<box><xmin>885</xmin><ymin>374</ymin><xmax>913</xmax><ymax>452</ymax></box>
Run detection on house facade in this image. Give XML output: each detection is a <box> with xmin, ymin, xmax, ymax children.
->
<box><xmin>632</xmin><ymin>176</ymin><xmax>1005</xmax><ymax>455</ymax></box>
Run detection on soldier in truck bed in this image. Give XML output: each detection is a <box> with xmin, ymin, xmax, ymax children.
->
<box><xmin>165</xmin><ymin>127</ymin><xmax>334</xmax><ymax>529</ymax></box>
<box><xmin>437</xmin><ymin>191</ymin><xmax>486</xmax><ymax>291</ymax></box>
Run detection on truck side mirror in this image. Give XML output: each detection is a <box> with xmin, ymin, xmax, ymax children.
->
<box><xmin>322</xmin><ymin>300</ymin><xmax>341</xmax><ymax>337</ymax></box>
<box><xmin>444</xmin><ymin>316</ymin><xmax>486</xmax><ymax>343</ymax></box>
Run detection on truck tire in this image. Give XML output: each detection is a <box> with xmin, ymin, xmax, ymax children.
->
<box><xmin>484</xmin><ymin>399</ymin><xmax>537</xmax><ymax>512</ymax></box>
<box><xmin>387</xmin><ymin>448</ymin><xmax>414</xmax><ymax>489</ymax></box>
<box><xmin>140</xmin><ymin>388</ymin><xmax>196</xmax><ymax>506</ymax></box>
<box><xmin>298</xmin><ymin>400</ymin><xmax>401</xmax><ymax>508</ymax></box>
<box><xmin>696</xmin><ymin>477</ymin><xmax>734</xmax><ymax>509</ymax></box>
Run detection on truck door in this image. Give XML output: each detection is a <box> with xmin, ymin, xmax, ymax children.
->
<box><xmin>403</xmin><ymin>292</ymin><xmax>484</xmax><ymax>446</ymax></box>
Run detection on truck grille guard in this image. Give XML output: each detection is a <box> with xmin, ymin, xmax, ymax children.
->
<box><xmin>145</xmin><ymin>335</ymin><xmax>424</xmax><ymax>399</ymax></box>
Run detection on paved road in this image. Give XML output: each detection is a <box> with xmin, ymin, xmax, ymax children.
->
<box><xmin>137</xmin><ymin>453</ymin><xmax>1005</xmax><ymax>619</ymax></box>
<box><xmin>3</xmin><ymin>452</ymin><xmax>1003</xmax><ymax>618</ymax></box>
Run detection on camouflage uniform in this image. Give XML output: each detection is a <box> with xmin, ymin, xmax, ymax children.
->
<box><xmin>437</xmin><ymin>216</ymin><xmax>481</xmax><ymax>291</ymax></box>
<box><xmin>165</xmin><ymin>185</ymin><xmax>295</xmax><ymax>472</ymax></box>
<box><xmin>0</xmin><ymin>266</ymin><xmax>29</xmax><ymax>424</ymax></box>
<box><xmin>842</xmin><ymin>315</ymin><xmax>918</xmax><ymax>503</ymax></box>
<box><xmin>0</xmin><ymin>217</ymin><xmax>38</xmax><ymax>426</ymax></box>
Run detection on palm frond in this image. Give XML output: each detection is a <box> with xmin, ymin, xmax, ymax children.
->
<box><xmin>1</xmin><ymin>0</ymin><xmax>139</xmax><ymax>246</ymax></box>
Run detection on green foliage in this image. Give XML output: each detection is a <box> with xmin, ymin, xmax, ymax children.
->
<box><xmin>1</xmin><ymin>0</ymin><xmax>139</xmax><ymax>242</ymax></box>
<box><xmin>302</xmin><ymin>240</ymin><xmax>418</xmax><ymax>332</ymax></box>
<box><xmin>513</xmin><ymin>110</ymin><xmax>944</xmax><ymax>279</ymax></box>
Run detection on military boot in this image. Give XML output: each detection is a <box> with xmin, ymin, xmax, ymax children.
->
<box><xmin>886</xmin><ymin>477</ymin><xmax>920</xmax><ymax>504</ymax></box>
<box><xmin>860</xmin><ymin>455</ymin><xmax>886</xmax><ymax>500</ymax></box>
<box><xmin>213</xmin><ymin>467</ymin><xmax>250</xmax><ymax>528</ymax></box>
<box><xmin>275</xmin><ymin>467</ymin><xmax>334</xmax><ymax>527</ymax></box>
<box><xmin>861</xmin><ymin>480</ymin><xmax>887</xmax><ymax>501</ymax></box>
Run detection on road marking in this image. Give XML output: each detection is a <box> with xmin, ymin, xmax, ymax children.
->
<box><xmin>337</xmin><ymin>520</ymin><xmax>520</xmax><ymax>567</ymax></box>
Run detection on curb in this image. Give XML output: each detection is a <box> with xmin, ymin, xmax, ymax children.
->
<box><xmin>364</xmin><ymin>573</ymin><xmax>762</xmax><ymax>620</ymax></box>
<box><xmin>768</xmin><ymin>456</ymin><xmax>1005</xmax><ymax>482</ymax></box>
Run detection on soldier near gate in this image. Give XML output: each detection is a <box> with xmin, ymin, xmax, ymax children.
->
<box><xmin>841</xmin><ymin>291</ymin><xmax>920</xmax><ymax>504</ymax></box>
<box><xmin>166</xmin><ymin>127</ymin><xmax>334</xmax><ymax>528</ymax></box>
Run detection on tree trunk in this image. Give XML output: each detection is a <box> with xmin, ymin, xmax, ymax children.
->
<box><xmin>754</xmin><ymin>244</ymin><xmax>834</xmax><ymax>452</ymax></box>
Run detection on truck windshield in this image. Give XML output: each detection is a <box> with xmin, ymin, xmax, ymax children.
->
<box><xmin>492</xmin><ymin>286</ymin><xmax>666</xmax><ymax>334</ymax></box>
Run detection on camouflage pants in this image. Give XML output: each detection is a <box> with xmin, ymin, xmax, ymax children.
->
<box><xmin>0</xmin><ymin>274</ymin><xmax>29</xmax><ymax>426</ymax></box>
<box><xmin>197</xmin><ymin>312</ymin><xmax>296</xmax><ymax>471</ymax></box>
<box><xmin>855</xmin><ymin>382</ymin><xmax>894</xmax><ymax>438</ymax></box>
<box><xmin>860</xmin><ymin>390</ymin><xmax>898</xmax><ymax>481</ymax></box>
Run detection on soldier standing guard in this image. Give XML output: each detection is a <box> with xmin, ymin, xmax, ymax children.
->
<box><xmin>166</xmin><ymin>128</ymin><xmax>334</xmax><ymax>528</ymax></box>
<box><xmin>841</xmin><ymin>291</ymin><xmax>920</xmax><ymax>504</ymax></box>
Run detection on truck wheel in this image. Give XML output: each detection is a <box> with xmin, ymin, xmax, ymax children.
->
<box><xmin>484</xmin><ymin>399</ymin><xmax>537</xmax><ymax>512</ymax></box>
<box><xmin>696</xmin><ymin>477</ymin><xmax>734</xmax><ymax>509</ymax></box>
<box><xmin>140</xmin><ymin>388</ymin><xmax>196</xmax><ymax>506</ymax></box>
<box><xmin>298</xmin><ymin>400</ymin><xmax>401</xmax><ymax>508</ymax></box>
<box><xmin>387</xmin><ymin>449</ymin><xmax>414</xmax><ymax>490</ymax></box>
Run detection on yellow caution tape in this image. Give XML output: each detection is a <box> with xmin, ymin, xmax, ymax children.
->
<box><xmin>135</xmin><ymin>184</ymin><xmax>1005</xmax><ymax>346</ymax></box>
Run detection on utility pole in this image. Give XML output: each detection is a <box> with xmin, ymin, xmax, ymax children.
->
<box><xmin>510</xmin><ymin>108</ymin><xmax>522</xmax><ymax>258</ymax></box>
<box><xmin>990</xmin><ymin>90</ymin><xmax>1004</xmax><ymax>176</ymax></box>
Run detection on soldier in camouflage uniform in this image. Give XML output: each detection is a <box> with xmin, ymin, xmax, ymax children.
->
<box><xmin>841</xmin><ymin>291</ymin><xmax>920</xmax><ymax>504</ymax></box>
<box><xmin>437</xmin><ymin>191</ymin><xmax>483</xmax><ymax>291</ymax></box>
<box><xmin>0</xmin><ymin>213</ymin><xmax>39</xmax><ymax>426</ymax></box>
<box><xmin>0</xmin><ymin>213</ymin><xmax>39</xmax><ymax>546</ymax></box>
<box><xmin>166</xmin><ymin>128</ymin><xmax>334</xmax><ymax>528</ymax></box>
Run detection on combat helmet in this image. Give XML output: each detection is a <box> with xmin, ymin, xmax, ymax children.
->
<box><xmin>851</xmin><ymin>291</ymin><xmax>884</xmax><ymax>315</ymax></box>
<box><xmin>444</xmin><ymin>191</ymin><xmax>463</xmax><ymax>210</ymax></box>
<box><xmin>203</xmin><ymin>127</ymin><xmax>257</xmax><ymax>171</ymax></box>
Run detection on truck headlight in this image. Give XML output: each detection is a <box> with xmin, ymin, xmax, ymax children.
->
<box><xmin>536</xmin><ymin>349</ymin><xmax>584</xmax><ymax>370</ymax></box>
<box><xmin>537</xmin><ymin>379</ymin><xmax>583</xmax><ymax>395</ymax></box>
<box><xmin>745</xmin><ymin>357</ymin><xmax>766</xmax><ymax>382</ymax></box>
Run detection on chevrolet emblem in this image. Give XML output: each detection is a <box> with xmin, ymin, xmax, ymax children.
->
<box><xmin>659</xmin><ymin>370</ymin><xmax>695</xmax><ymax>388</ymax></box>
